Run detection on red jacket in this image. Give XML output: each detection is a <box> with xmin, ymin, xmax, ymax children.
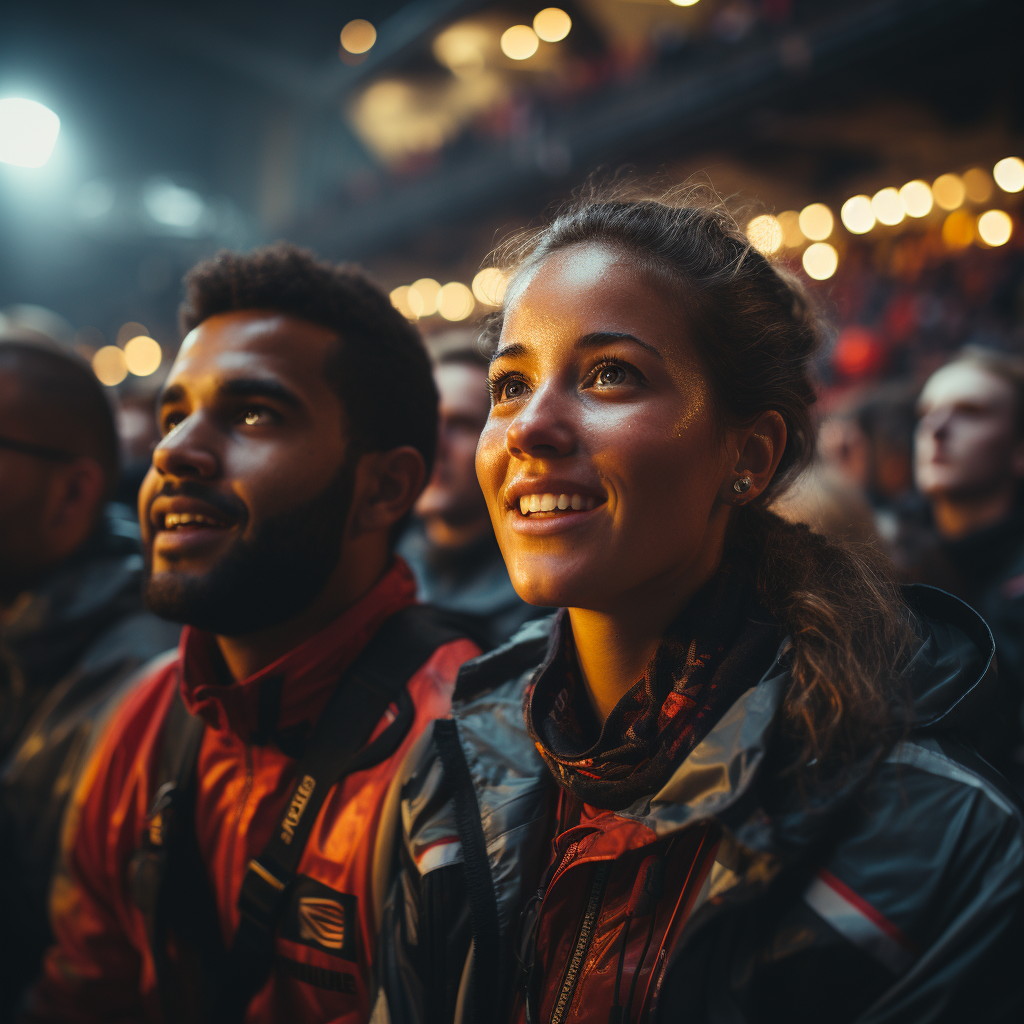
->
<box><xmin>27</xmin><ymin>560</ymin><xmax>479</xmax><ymax>1024</ymax></box>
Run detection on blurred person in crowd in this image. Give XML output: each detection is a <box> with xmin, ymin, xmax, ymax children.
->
<box><xmin>376</xmin><ymin>195</ymin><xmax>1023</xmax><ymax>1024</ymax></box>
<box><xmin>25</xmin><ymin>245</ymin><xmax>479</xmax><ymax>1024</ymax></box>
<box><xmin>397</xmin><ymin>341</ymin><xmax>545</xmax><ymax>649</ymax></box>
<box><xmin>913</xmin><ymin>346</ymin><xmax>1024</xmax><ymax>788</ymax></box>
<box><xmin>113</xmin><ymin>389</ymin><xmax>163</xmax><ymax>511</ymax></box>
<box><xmin>0</xmin><ymin>339</ymin><xmax>180</xmax><ymax>1019</ymax></box>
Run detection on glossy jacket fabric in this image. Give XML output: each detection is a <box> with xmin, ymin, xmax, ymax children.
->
<box><xmin>375</xmin><ymin>586</ymin><xmax>1024</xmax><ymax>1024</ymax></box>
<box><xmin>0</xmin><ymin>508</ymin><xmax>181</xmax><ymax>1019</ymax></box>
<box><xmin>25</xmin><ymin>560</ymin><xmax>480</xmax><ymax>1024</ymax></box>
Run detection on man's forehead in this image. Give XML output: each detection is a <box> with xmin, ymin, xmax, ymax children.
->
<box><xmin>921</xmin><ymin>363</ymin><xmax>1013</xmax><ymax>408</ymax></box>
<box><xmin>171</xmin><ymin>311</ymin><xmax>337</xmax><ymax>388</ymax></box>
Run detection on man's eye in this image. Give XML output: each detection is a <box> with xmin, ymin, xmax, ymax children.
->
<box><xmin>162</xmin><ymin>414</ymin><xmax>184</xmax><ymax>434</ymax></box>
<box><xmin>242</xmin><ymin>408</ymin><xmax>269</xmax><ymax>426</ymax></box>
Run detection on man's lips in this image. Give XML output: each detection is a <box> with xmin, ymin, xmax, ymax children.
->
<box><xmin>149</xmin><ymin>495</ymin><xmax>242</xmax><ymax>533</ymax></box>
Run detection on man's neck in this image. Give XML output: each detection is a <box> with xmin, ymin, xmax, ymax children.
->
<box><xmin>214</xmin><ymin>545</ymin><xmax>389</xmax><ymax>681</ymax></box>
<box><xmin>422</xmin><ymin>514</ymin><xmax>493</xmax><ymax>550</ymax></box>
<box><xmin>931</xmin><ymin>487</ymin><xmax>1017</xmax><ymax>541</ymax></box>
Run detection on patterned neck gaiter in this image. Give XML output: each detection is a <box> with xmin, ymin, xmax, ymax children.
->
<box><xmin>524</xmin><ymin>564</ymin><xmax>782</xmax><ymax>810</ymax></box>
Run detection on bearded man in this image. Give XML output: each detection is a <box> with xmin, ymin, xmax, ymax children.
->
<box><xmin>25</xmin><ymin>244</ymin><xmax>479</xmax><ymax>1024</ymax></box>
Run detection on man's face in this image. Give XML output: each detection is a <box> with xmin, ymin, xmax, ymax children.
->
<box><xmin>414</xmin><ymin>362</ymin><xmax>490</xmax><ymax>527</ymax></box>
<box><xmin>139</xmin><ymin>311</ymin><xmax>355</xmax><ymax>636</ymax></box>
<box><xmin>914</xmin><ymin>362</ymin><xmax>1024</xmax><ymax>500</ymax></box>
<box><xmin>0</xmin><ymin>371</ymin><xmax>54</xmax><ymax>597</ymax></box>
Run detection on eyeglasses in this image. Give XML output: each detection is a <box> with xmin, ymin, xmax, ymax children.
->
<box><xmin>0</xmin><ymin>434</ymin><xmax>77</xmax><ymax>463</ymax></box>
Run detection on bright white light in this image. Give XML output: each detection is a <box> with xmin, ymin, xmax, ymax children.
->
<box><xmin>746</xmin><ymin>215</ymin><xmax>783</xmax><ymax>254</ymax></box>
<box><xmin>899</xmin><ymin>180</ymin><xmax>933</xmax><ymax>218</ymax></box>
<box><xmin>840</xmin><ymin>195</ymin><xmax>875</xmax><ymax>234</ymax></box>
<box><xmin>993</xmin><ymin>157</ymin><xmax>1024</xmax><ymax>194</ymax></box>
<box><xmin>802</xmin><ymin>242</ymin><xmax>838</xmax><ymax>281</ymax></box>
<box><xmin>798</xmin><ymin>203</ymin><xmax>833</xmax><ymax>241</ymax></box>
<box><xmin>143</xmin><ymin>178</ymin><xmax>205</xmax><ymax>229</ymax></box>
<box><xmin>501</xmin><ymin>25</ymin><xmax>539</xmax><ymax>60</ymax></box>
<box><xmin>871</xmin><ymin>187</ymin><xmax>904</xmax><ymax>226</ymax></box>
<box><xmin>670</xmin><ymin>0</ymin><xmax>701</xmax><ymax>6</ymax></box>
<box><xmin>438</xmin><ymin>282</ymin><xmax>475</xmax><ymax>321</ymax></box>
<box><xmin>977</xmin><ymin>210</ymin><xmax>1012</xmax><ymax>247</ymax></box>
<box><xmin>0</xmin><ymin>98</ymin><xmax>61</xmax><ymax>168</ymax></box>
<box><xmin>534</xmin><ymin>9</ymin><xmax>572</xmax><ymax>43</ymax></box>
<box><xmin>472</xmin><ymin>268</ymin><xmax>508</xmax><ymax>306</ymax></box>
<box><xmin>410</xmin><ymin>278</ymin><xmax>442</xmax><ymax>316</ymax></box>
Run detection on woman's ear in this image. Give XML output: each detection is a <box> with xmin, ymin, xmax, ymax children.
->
<box><xmin>721</xmin><ymin>410</ymin><xmax>787</xmax><ymax>505</ymax></box>
<box><xmin>349</xmin><ymin>446</ymin><xmax>427</xmax><ymax>537</ymax></box>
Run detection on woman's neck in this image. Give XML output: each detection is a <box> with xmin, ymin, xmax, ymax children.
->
<box><xmin>568</xmin><ymin>545</ymin><xmax>725</xmax><ymax>725</ymax></box>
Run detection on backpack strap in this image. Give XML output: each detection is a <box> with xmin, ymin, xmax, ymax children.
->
<box><xmin>133</xmin><ymin>604</ymin><xmax>466</xmax><ymax>1023</ymax></box>
<box><xmin>130</xmin><ymin>674</ymin><xmax>211</xmax><ymax>1022</ymax></box>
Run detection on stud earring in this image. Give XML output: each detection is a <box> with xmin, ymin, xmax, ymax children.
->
<box><xmin>733</xmin><ymin>476</ymin><xmax>752</xmax><ymax>494</ymax></box>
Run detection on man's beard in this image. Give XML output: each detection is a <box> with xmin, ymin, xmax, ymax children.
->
<box><xmin>143</xmin><ymin>462</ymin><xmax>356</xmax><ymax>636</ymax></box>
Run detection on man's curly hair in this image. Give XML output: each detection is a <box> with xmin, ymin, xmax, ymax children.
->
<box><xmin>178</xmin><ymin>242</ymin><xmax>438</xmax><ymax>478</ymax></box>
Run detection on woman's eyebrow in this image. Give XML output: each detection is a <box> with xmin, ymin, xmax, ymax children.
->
<box><xmin>575</xmin><ymin>332</ymin><xmax>663</xmax><ymax>359</ymax></box>
<box><xmin>490</xmin><ymin>342</ymin><xmax>527</xmax><ymax>364</ymax></box>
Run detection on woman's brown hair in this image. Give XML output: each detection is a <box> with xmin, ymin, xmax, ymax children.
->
<box><xmin>481</xmin><ymin>185</ymin><xmax>917</xmax><ymax>776</ymax></box>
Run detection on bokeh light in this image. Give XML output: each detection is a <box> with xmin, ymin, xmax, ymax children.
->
<box><xmin>798</xmin><ymin>203</ymin><xmax>833</xmax><ymax>241</ymax></box>
<box><xmin>871</xmin><ymin>187</ymin><xmax>904</xmax><ymax>227</ymax></box>
<box><xmin>500</xmin><ymin>25</ymin><xmax>539</xmax><ymax>60</ymax></box>
<box><xmin>341</xmin><ymin>20</ymin><xmax>376</xmax><ymax>55</ymax></box>
<box><xmin>670</xmin><ymin>0</ymin><xmax>701</xmax><ymax>6</ymax></box>
<box><xmin>533</xmin><ymin>8</ymin><xmax>571</xmax><ymax>43</ymax></box>
<box><xmin>993</xmin><ymin>157</ymin><xmax>1024</xmax><ymax>193</ymax></box>
<box><xmin>410</xmin><ymin>278</ymin><xmax>442</xmax><ymax>316</ymax></box>
<box><xmin>840</xmin><ymin>195</ymin><xmax>875</xmax><ymax>234</ymax></box>
<box><xmin>0</xmin><ymin>97</ymin><xmax>60</xmax><ymax>168</ymax></box>
<box><xmin>802</xmin><ymin>242</ymin><xmax>838</xmax><ymax>280</ymax></box>
<box><xmin>962</xmin><ymin>167</ymin><xmax>993</xmax><ymax>204</ymax></box>
<box><xmin>932</xmin><ymin>173</ymin><xmax>965</xmax><ymax>211</ymax></box>
<box><xmin>124</xmin><ymin>336</ymin><xmax>163</xmax><ymax>376</ymax></box>
<box><xmin>941</xmin><ymin>209</ymin><xmax>974</xmax><ymax>249</ymax></box>
<box><xmin>899</xmin><ymin>180</ymin><xmax>933</xmax><ymax>218</ymax></box>
<box><xmin>92</xmin><ymin>346</ymin><xmax>128</xmax><ymax>387</ymax></box>
<box><xmin>438</xmin><ymin>282</ymin><xmax>475</xmax><ymax>321</ymax></box>
<box><xmin>746</xmin><ymin>214</ymin><xmax>783</xmax><ymax>255</ymax></box>
<box><xmin>390</xmin><ymin>285</ymin><xmax>423</xmax><ymax>320</ymax></box>
<box><xmin>472</xmin><ymin>267</ymin><xmax>508</xmax><ymax>306</ymax></box>
<box><xmin>777</xmin><ymin>210</ymin><xmax>804</xmax><ymax>247</ymax></box>
<box><xmin>976</xmin><ymin>209</ymin><xmax>1012</xmax><ymax>247</ymax></box>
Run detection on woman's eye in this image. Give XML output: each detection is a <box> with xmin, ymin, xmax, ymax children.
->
<box><xmin>595</xmin><ymin>364</ymin><xmax>628</xmax><ymax>386</ymax></box>
<box><xmin>490</xmin><ymin>375</ymin><xmax>530</xmax><ymax>402</ymax></box>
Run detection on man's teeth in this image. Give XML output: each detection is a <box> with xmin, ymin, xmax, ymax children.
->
<box><xmin>519</xmin><ymin>493</ymin><xmax>596</xmax><ymax>514</ymax></box>
<box><xmin>163</xmin><ymin>512</ymin><xmax>223</xmax><ymax>529</ymax></box>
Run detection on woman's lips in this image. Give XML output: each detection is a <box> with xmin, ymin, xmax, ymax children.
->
<box><xmin>507</xmin><ymin>499</ymin><xmax>605</xmax><ymax>535</ymax></box>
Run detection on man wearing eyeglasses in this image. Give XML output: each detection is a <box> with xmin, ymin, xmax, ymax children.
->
<box><xmin>0</xmin><ymin>338</ymin><xmax>180</xmax><ymax>1019</ymax></box>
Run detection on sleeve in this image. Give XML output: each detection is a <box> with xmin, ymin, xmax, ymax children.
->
<box><xmin>21</xmin><ymin>670</ymin><xmax>175</xmax><ymax>1024</ymax></box>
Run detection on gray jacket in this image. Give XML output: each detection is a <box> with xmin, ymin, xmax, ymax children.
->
<box><xmin>375</xmin><ymin>586</ymin><xmax>1024</xmax><ymax>1024</ymax></box>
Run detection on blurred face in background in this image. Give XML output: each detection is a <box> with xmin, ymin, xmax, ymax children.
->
<box><xmin>476</xmin><ymin>242</ymin><xmax>736</xmax><ymax>612</ymax></box>
<box><xmin>414</xmin><ymin>360</ymin><xmax>491</xmax><ymax>545</ymax></box>
<box><xmin>914</xmin><ymin>361</ymin><xmax>1024</xmax><ymax>501</ymax></box>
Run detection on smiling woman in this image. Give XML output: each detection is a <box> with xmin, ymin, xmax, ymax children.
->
<box><xmin>377</xmin><ymin>187</ymin><xmax>1024</xmax><ymax>1024</ymax></box>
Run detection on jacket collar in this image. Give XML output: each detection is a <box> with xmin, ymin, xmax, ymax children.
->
<box><xmin>179</xmin><ymin>558</ymin><xmax>417</xmax><ymax>745</ymax></box>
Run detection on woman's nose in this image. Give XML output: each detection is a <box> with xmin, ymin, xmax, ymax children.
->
<box><xmin>505</xmin><ymin>383</ymin><xmax>576</xmax><ymax>460</ymax></box>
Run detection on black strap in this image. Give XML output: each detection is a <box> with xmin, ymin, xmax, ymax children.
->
<box><xmin>133</xmin><ymin>604</ymin><xmax>466</xmax><ymax>1023</ymax></box>
<box><xmin>434</xmin><ymin>717</ymin><xmax>502</xmax><ymax>1024</ymax></box>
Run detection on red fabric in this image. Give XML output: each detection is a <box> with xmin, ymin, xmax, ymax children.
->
<box><xmin>516</xmin><ymin>796</ymin><xmax>719</xmax><ymax>1024</ymax></box>
<box><xmin>27</xmin><ymin>559</ymin><xmax>479</xmax><ymax>1024</ymax></box>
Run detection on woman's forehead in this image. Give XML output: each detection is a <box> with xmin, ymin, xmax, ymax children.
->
<box><xmin>501</xmin><ymin>244</ymin><xmax>683</xmax><ymax>349</ymax></box>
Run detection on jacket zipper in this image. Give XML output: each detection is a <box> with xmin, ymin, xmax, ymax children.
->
<box><xmin>548</xmin><ymin>860</ymin><xmax>611</xmax><ymax>1024</ymax></box>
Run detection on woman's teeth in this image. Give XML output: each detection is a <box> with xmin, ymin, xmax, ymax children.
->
<box><xmin>518</xmin><ymin>493</ymin><xmax>596</xmax><ymax>514</ymax></box>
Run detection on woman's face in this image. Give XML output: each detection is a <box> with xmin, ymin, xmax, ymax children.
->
<box><xmin>477</xmin><ymin>242</ymin><xmax>737</xmax><ymax>613</ymax></box>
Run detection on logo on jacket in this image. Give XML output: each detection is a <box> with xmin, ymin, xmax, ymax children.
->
<box><xmin>298</xmin><ymin>897</ymin><xmax>346</xmax><ymax>950</ymax></box>
<box><xmin>282</xmin><ymin>876</ymin><xmax>358</xmax><ymax>961</ymax></box>
<box><xmin>281</xmin><ymin>774</ymin><xmax>316</xmax><ymax>845</ymax></box>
